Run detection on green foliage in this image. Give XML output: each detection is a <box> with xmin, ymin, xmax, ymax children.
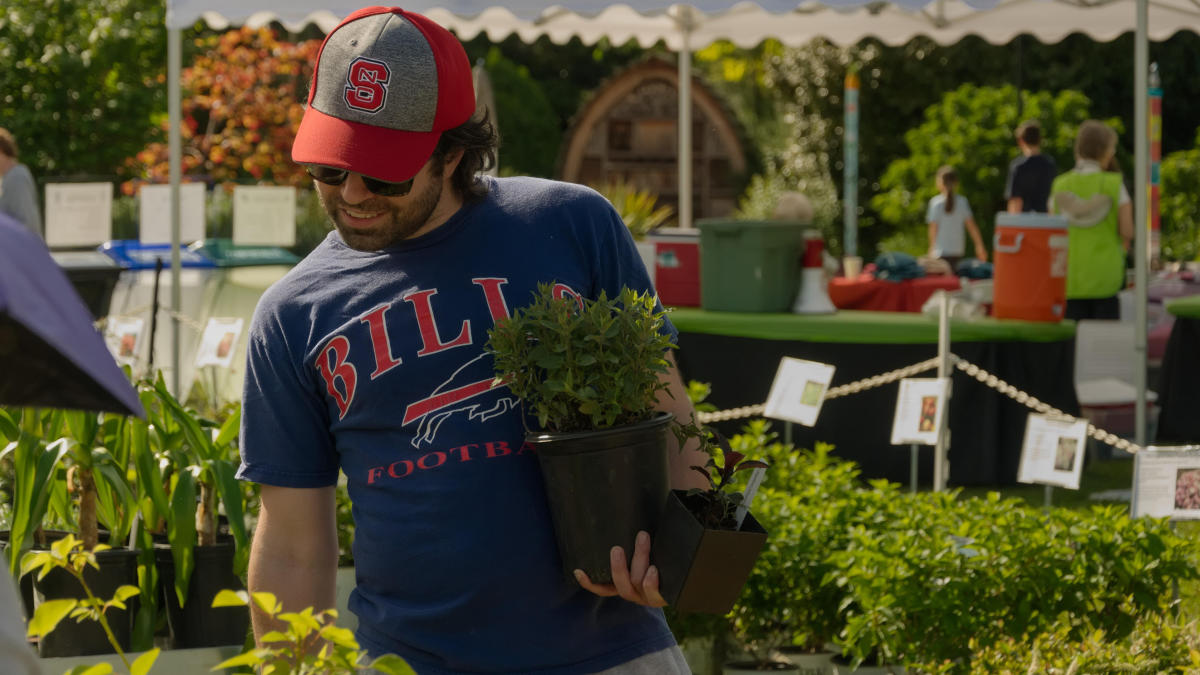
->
<box><xmin>476</xmin><ymin>47</ymin><xmax>561</xmax><ymax>178</ymax></box>
<box><xmin>21</xmin><ymin>534</ymin><xmax>160</xmax><ymax>675</ymax></box>
<box><xmin>591</xmin><ymin>179</ymin><xmax>676</xmax><ymax>239</ymax></box>
<box><xmin>962</xmin><ymin>610</ymin><xmax>1200</xmax><ymax>674</ymax></box>
<box><xmin>0</xmin><ymin>0</ymin><xmax>168</xmax><ymax>178</ymax></box>
<box><xmin>1160</xmin><ymin>129</ymin><xmax>1200</xmax><ymax>262</ymax></box>
<box><xmin>487</xmin><ymin>284</ymin><xmax>674</xmax><ymax>432</ymax></box>
<box><xmin>210</xmin><ymin>590</ymin><xmax>414</xmax><ymax>674</ymax></box>
<box><xmin>733</xmin><ymin>162</ymin><xmax>840</xmax><ymax>254</ymax></box>
<box><xmin>871</xmin><ymin>85</ymin><xmax>1107</xmax><ymax>255</ymax></box>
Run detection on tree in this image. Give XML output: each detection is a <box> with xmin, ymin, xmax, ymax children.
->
<box><xmin>1160</xmin><ymin>130</ymin><xmax>1200</xmax><ymax>262</ymax></box>
<box><xmin>123</xmin><ymin>27</ymin><xmax>320</xmax><ymax>189</ymax></box>
<box><xmin>870</xmin><ymin>85</ymin><xmax>1110</xmax><ymax>255</ymax></box>
<box><xmin>0</xmin><ymin>0</ymin><xmax>167</xmax><ymax>178</ymax></box>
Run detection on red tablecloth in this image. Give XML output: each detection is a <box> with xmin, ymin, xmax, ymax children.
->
<box><xmin>828</xmin><ymin>274</ymin><xmax>962</xmax><ymax>312</ymax></box>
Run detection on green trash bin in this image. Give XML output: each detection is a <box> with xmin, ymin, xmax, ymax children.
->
<box><xmin>697</xmin><ymin>219</ymin><xmax>805</xmax><ymax>313</ymax></box>
<box><xmin>187</xmin><ymin>239</ymin><xmax>300</xmax><ymax>404</ymax></box>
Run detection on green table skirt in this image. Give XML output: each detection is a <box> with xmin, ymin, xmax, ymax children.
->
<box><xmin>1166</xmin><ymin>294</ymin><xmax>1200</xmax><ymax>319</ymax></box>
<box><xmin>667</xmin><ymin>308</ymin><xmax>1076</xmax><ymax>344</ymax></box>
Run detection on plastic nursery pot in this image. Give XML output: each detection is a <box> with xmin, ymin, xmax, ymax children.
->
<box><xmin>773</xmin><ymin>646</ymin><xmax>837</xmax><ymax>675</ymax></box>
<box><xmin>529</xmin><ymin>412</ymin><xmax>673</xmax><ymax>585</ymax></box>
<box><xmin>33</xmin><ymin>544</ymin><xmax>140</xmax><ymax>657</ymax></box>
<box><xmin>155</xmin><ymin>539</ymin><xmax>250</xmax><ymax>648</ymax></box>
<box><xmin>653</xmin><ymin>489</ymin><xmax>768</xmax><ymax>615</ymax></box>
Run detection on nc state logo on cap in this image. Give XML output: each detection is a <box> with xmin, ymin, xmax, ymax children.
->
<box><xmin>344</xmin><ymin>57</ymin><xmax>390</xmax><ymax>113</ymax></box>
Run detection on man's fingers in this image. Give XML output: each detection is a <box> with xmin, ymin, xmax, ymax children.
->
<box><xmin>609</xmin><ymin>545</ymin><xmax>638</xmax><ymax>601</ymax></box>
<box><xmin>628</xmin><ymin>531</ymin><xmax>651</xmax><ymax>586</ymax></box>
<box><xmin>641</xmin><ymin>566</ymin><xmax>667</xmax><ymax>608</ymax></box>
<box><xmin>573</xmin><ymin>569</ymin><xmax>618</xmax><ymax>597</ymax></box>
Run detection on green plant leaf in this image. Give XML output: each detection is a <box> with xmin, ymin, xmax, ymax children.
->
<box><xmin>212</xmin><ymin>589</ymin><xmax>249</xmax><ymax>608</ymax></box>
<box><xmin>64</xmin><ymin>664</ymin><xmax>113</xmax><ymax>675</ymax></box>
<box><xmin>168</xmin><ymin>469</ymin><xmax>198</xmax><ymax>606</ymax></box>
<box><xmin>210</xmin><ymin>459</ymin><xmax>250</xmax><ymax>575</ymax></box>
<box><xmin>210</xmin><ymin>651</ymin><xmax>268</xmax><ymax>670</ymax></box>
<box><xmin>130</xmin><ymin>647</ymin><xmax>160</xmax><ymax>675</ymax></box>
<box><xmin>27</xmin><ymin>598</ymin><xmax>76</xmax><ymax>638</ymax></box>
<box><xmin>369</xmin><ymin>654</ymin><xmax>418</xmax><ymax>675</ymax></box>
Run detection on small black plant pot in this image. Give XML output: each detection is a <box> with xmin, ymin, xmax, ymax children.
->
<box><xmin>33</xmin><ymin>544</ymin><xmax>140</xmax><ymax>657</ymax></box>
<box><xmin>529</xmin><ymin>412</ymin><xmax>673</xmax><ymax>585</ymax></box>
<box><xmin>653</xmin><ymin>490</ymin><xmax>767</xmax><ymax>615</ymax></box>
<box><xmin>155</xmin><ymin>540</ymin><xmax>249</xmax><ymax>648</ymax></box>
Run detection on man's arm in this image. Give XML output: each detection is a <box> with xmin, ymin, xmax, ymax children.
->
<box><xmin>657</xmin><ymin>350</ymin><xmax>712</xmax><ymax>492</ymax></box>
<box><xmin>1006</xmin><ymin>196</ymin><xmax>1024</xmax><ymax>213</ymax></box>
<box><xmin>248</xmin><ymin>484</ymin><xmax>339</xmax><ymax>643</ymax></box>
<box><xmin>1117</xmin><ymin>201</ymin><xmax>1134</xmax><ymax>250</ymax></box>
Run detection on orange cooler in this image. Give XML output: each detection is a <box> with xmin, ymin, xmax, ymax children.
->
<box><xmin>992</xmin><ymin>213</ymin><xmax>1069</xmax><ymax>322</ymax></box>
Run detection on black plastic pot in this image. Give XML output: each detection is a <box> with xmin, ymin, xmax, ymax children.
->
<box><xmin>529</xmin><ymin>412</ymin><xmax>673</xmax><ymax>584</ymax></box>
<box><xmin>155</xmin><ymin>540</ymin><xmax>249</xmax><ymax>648</ymax></box>
<box><xmin>653</xmin><ymin>490</ymin><xmax>768</xmax><ymax>614</ymax></box>
<box><xmin>34</xmin><ymin>544</ymin><xmax>140</xmax><ymax>657</ymax></box>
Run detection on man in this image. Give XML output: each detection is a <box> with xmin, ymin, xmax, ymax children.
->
<box><xmin>0</xmin><ymin>128</ymin><xmax>42</xmax><ymax>239</ymax></box>
<box><xmin>1004</xmin><ymin>120</ymin><xmax>1057</xmax><ymax>213</ymax></box>
<box><xmin>237</xmin><ymin>7</ymin><xmax>706</xmax><ymax>674</ymax></box>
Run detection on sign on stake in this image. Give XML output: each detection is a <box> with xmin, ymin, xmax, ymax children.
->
<box><xmin>762</xmin><ymin>357</ymin><xmax>835</xmax><ymax>427</ymax></box>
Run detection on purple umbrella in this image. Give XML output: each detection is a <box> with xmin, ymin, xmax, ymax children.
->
<box><xmin>0</xmin><ymin>214</ymin><xmax>144</xmax><ymax>417</ymax></box>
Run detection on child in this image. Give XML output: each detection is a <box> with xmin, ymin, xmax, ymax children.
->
<box><xmin>927</xmin><ymin>166</ymin><xmax>987</xmax><ymax>270</ymax></box>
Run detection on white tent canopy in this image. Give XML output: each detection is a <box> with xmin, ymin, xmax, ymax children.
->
<box><xmin>162</xmin><ymin>0</ymin><xmax>1161</xmax><ymax>446</ymax></box>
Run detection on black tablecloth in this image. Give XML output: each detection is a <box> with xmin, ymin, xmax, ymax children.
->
<box><xmin>675</xmin><ymin>333</ymin><xmax>1080</xmax><ymax>487</ymax></box>
<box><xmin>1156</xmin><ymin>317</ymin><xmax>1200</xmax><ymax>444</ymax></box>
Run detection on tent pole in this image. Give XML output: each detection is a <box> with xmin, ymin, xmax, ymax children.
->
<box><xmin>1134</xmin><ymin>0</ymin><xmax>1149</xmax><ymax>446</ymax></box>
<box><xmin>169</xmin><ymin>26</ymin><xmax>183</xmax><ymax>397</ymax></box>
<box><xmin>676</xmin><ymin>5</ymin><xmax>694</xmax><ymax>230</ymax></box>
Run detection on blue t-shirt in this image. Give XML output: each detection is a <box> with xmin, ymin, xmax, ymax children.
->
<box><xmin>237</xmin><ymin>176</ymin><xmax>678</xmax><ymax>674</ymax></box>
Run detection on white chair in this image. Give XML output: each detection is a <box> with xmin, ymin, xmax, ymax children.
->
<box><xmin>1073</xmin><ymin>320</ymin><xmax>1157</xmax><ymax>453</ymax></box>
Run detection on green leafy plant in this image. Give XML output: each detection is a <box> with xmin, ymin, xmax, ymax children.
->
<box><xmin>0</xmin><ymin>409</ymin><xmax>70</xmax><ymax>576</ymax></box>
<box><xmin>592</xmin><ymin>179</ymin><xmax>676</xmax><ymax>240</ymax></box>
<box><xmin>487</xmin><ymin>283</ymin><xmax>674</xmax><ymax>432</ymax></box>
<box><xmin>210</xmin><ymin>590</ymin><xmax>414</xmax><ymax>675</ymax></box>
<box><xmin>133</xmin><ymin>375</ymin><xmax>248</xmax><ymax>608</ymax></box>
<box><xmin>22</xmin><ymin>534</ymin><xmax>159</xmax><ymax>675</ymax></box>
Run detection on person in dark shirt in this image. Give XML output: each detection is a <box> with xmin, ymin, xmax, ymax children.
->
<box><xmin>1005</xmin><ymin>120</ymin><xmax>1057</xmax><ymax>213</ymax></box>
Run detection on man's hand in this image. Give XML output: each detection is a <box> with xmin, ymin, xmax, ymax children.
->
<box><xmin>574</xmin><ymin>531</ymin><xmax>667</xmax><ymax>608</ymax></box>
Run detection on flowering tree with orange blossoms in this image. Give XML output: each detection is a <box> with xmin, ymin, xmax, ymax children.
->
<box><xmin>123</xmin><ymin>27</ymin><xmax>321</xmax><ymax>194</ymax></box>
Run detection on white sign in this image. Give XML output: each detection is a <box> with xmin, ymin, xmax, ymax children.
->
<box><xmin>139</xmin><ymin>183</ymin><xmax>207</xmax><ymax>244</ymax></box>
<box><xmin>233</xmin><ymin>185</ymin><xmax>296</xmax><ymax>246</ymax></box>
<box><xmin>194</xmin><ymin>317</ymin><xmax>244</xmax><ymax>368</ymax></box>
<box><xmin>44</xmin><ymin>183</ymin><xmax>113</xmax><ymax>247</ymax></box>
<box><xmin>890</xmin><ymin>378</ymin><xmax>949</xmax><ymax>446</ymax></box>
<box><xmin>762</xmin><ymin>357</ymin><xmax>836</xmax><ymax>427</ymax></box>
<box><xmin>1016</xmin><ymin>413</ymin><xmax>1089</xmax><ymax>490</ymax></box>
<box><xmin>104</xmin><ymin>317</ymin><xmax>145</xmax><ymax>367</ymax></box>
<box><xmin>1132</xmin><ymin>446</ymin><xmax>1200</xmax><ymax>520</ymax></box>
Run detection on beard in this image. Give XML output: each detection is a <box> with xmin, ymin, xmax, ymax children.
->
<box><xmin>320</xmin><ymin>170</ymin><xmax>444</xmax><ymax>252</ymax></box>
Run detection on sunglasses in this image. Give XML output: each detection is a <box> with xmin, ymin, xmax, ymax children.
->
<box><xmin>304</xmin><ymin>165</ymin><xmax>415</xmax><ymax>197</ymax></box>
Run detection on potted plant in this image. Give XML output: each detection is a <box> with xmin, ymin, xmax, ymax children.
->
<box><xmin>487</xmin><ymin>283</ymin><xmax>676</xmax><ymax>583</ymax></box>
<box><xmin>655</xmin><ymin>425</ymin><xmax>768</xmax><ymax>616</ymax></box>
<box><xmin>133</xmin><ymin>375</ymin><xmax>250</xmax><ymax>649</ymax></box>
<box><xmin>593</xmin><ymin>179</ymin><xmax>676</xmax><ymax>285</ymax></box>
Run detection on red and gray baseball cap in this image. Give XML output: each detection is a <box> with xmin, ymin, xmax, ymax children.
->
<box><xmin>292</xmin><ymin>6</ymin><xmax>475</xmax><ymax>183</ymax></box>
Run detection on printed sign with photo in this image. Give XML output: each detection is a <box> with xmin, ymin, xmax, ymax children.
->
<box><xmin>890</xmin><ymin>378</ymin><xmax>949</xmax><ymax>446</ymax></box>
<box><xmin>1132</xmin><ymin>446</ymin><xmax>1200</xmax><ymax>520</ymax></box>
<box><xmin>1016</xmin><ymin>413</ymin><xmax>1089</xmax><ymax>490</ymax></box>
<box><xmin>762</xmin><ymin>357</ymin><xmax>836</xmax><ymax>427</ymax></box>
<box><xmin>195</xmin><ymin>317</ymin><xmax>245</xmax><ymax>369</ymax></box>
<box><xmin>104</xmin><ymin>317</ymin><xmax>145</xmax><ymax>367</ymax></box>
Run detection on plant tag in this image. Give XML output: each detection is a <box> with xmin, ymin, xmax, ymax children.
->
<box><xmin>735</xmin><ymin>466</ymin><xmax>767</xmax><ymax>530</ymax></box>
<box><xmin>1132</xmin><ymin>445</ymin><xmax>1200</xmax><ymax>519</ymax></box>
<box><xmin>1016</xmin><ymin>413</ymin><xmax>1088</xmax><ymax>490</ymax></box>
<box><xmin>44</xmin><ymin>182</ymin><xmax>113</xmax><ymax>247</ymax></box>
<box><xmin>104</xmin><ymin>316</ymin><xmax>145</xmax><ymax>367</ymax></box>
<box><xmin>195</xmin><ymin>317</ymin><xmax>245</xmax><ymax>368</ymax></box>
<box><xmin>890</xmin><ymin>378</ymin><xmax>950</xmax><ymax>446</ymax></box>
<box><xmin>762</xmin><ymin>357</ymin><xmax>835</xmax><ymax>427</ymax></box>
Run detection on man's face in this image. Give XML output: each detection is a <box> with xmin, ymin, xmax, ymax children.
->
<box><xmin>315</xmin><ymin>158</ymin><xmax>445</xmax><ymax>252</ymax></box>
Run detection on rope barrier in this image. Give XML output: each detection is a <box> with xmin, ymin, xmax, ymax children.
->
<box><xmin>696</xmin><ymin>353</ymin><xmax>1144</xmax><ymax>455</ymax></box>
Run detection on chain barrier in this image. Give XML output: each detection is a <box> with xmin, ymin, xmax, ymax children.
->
<box><xmin>695</xmin><ymin>354</ymin><xmax>1143</xmax><ymax>455</ymax></box>
<box><xmin>95</xmin><ymin>305</ymin><xmax>207</xmax><ymax>335</ymax></box>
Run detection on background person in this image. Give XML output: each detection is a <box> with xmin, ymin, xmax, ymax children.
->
<box><xmin>0</xmin><ymin>128</ymin><xmax>42</xmax><ymax>239</ymax></box>
<box><xmin>927</xmin><ymin>165</ymin><xmax>987</xmax><ymax>270</ymax></box>
<box><xmin>237</xmin><ymin>7</ymin><xmax>707</xmax><ymax>674</ymax></box>
<box><xmin>1051</xmin><ymin>119</ymin><xmax>1134</xmax><ymax>320</ymax></box>
<box><xmin>1004</xmin><ymin>120</ymin><xmax>1057</xmax><ymax>213</ymax></box>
